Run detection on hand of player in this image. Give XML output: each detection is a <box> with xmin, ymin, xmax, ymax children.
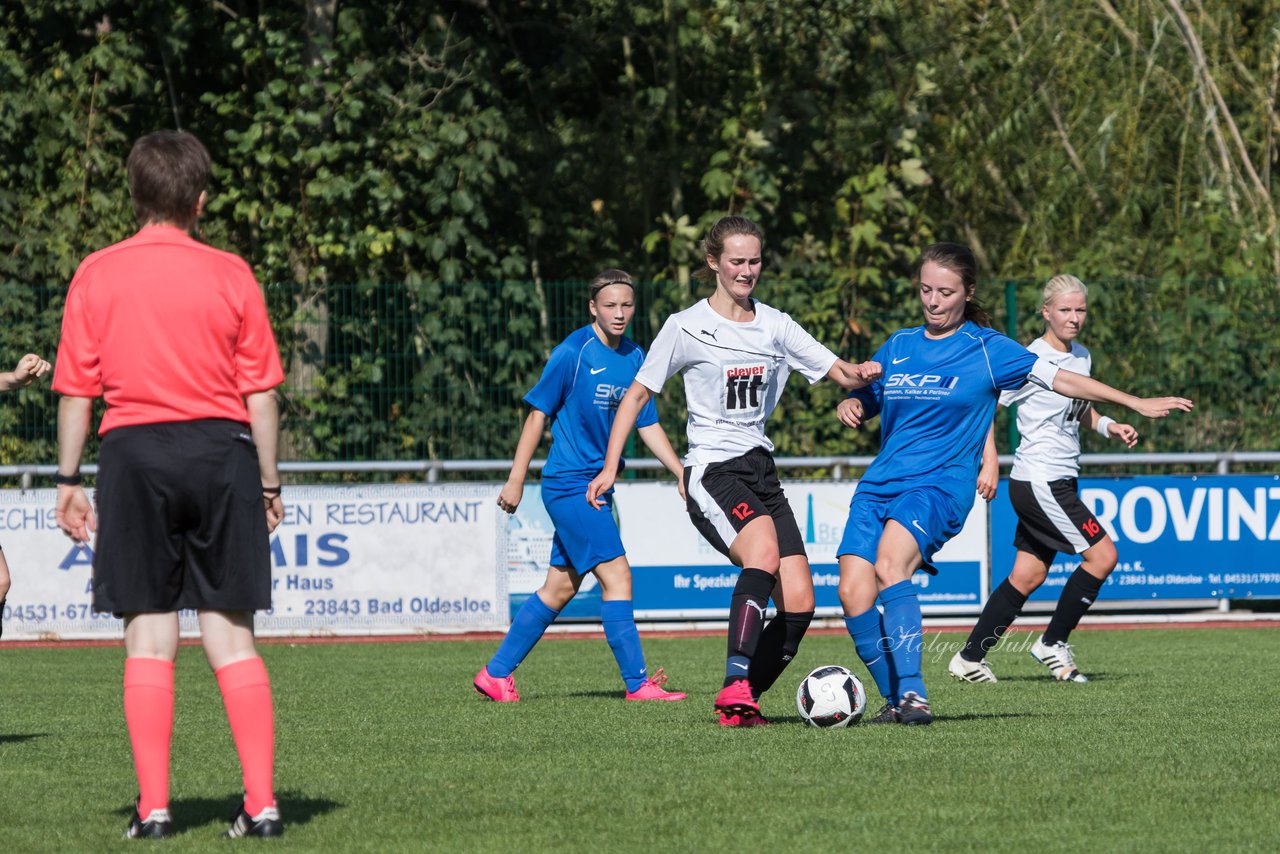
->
<box><xmin>55</xmin><ymin>485</ymin><xmax>96</xmax><ymax>543</ymax></box>
<box><xmin>836</xmin><ymin>397</ymin><xmax>866</xmax><ymax>428</ymax></box>
<box><xmin>496</xmin><ymin>481</ymin><xmax>523</xmax><ymax>514</ymax></box>
<box><xmin>854</xmin><ymin>360</ymin><xmax>882</xmax><ymax>383</ymax></box>
<box><xmin>1132</xmin><ymin>396</ymin><xmax>1193</xmax><ymax>419</ymax></box>
<box><xmin>1110</xmin><ymin>422</ymin><xmax>1139</xmax><ymax>448</ymax></box>
<box><xmin>264</xmin><ymin>494</ymin><xmax>285</xmax><ymax>533</ymax></box>
<box><xmin>11</xmin><ymin>353</ymin><xmax>51</xmax><ymax>387</ymax></box>
<box><xmin>585</xmin><ymin>470</ymin><xmax>615</xmax><ymax>510</ymax></box>
<box><xmin>976</xmin><ymin>462</ymin><xmax>998</xmax><ymax>502</ymax></box>
<box><xmin>676</xmin><ymin>475</ymin><xmax>687</xmax><ymax>502</ymax></box>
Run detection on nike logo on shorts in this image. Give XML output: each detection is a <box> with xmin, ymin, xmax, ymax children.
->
<box><xmin>911</xmin><ymin>519</ymin><xmax>928</xmax><ymax>537</ymax></box>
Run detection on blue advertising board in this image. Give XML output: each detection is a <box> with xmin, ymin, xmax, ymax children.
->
<box><xmin>990</xmin><ymin>474</ymin><xmax>1280</xmax><ymax>601</ymax></box>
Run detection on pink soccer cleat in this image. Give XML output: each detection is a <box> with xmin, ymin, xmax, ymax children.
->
<box><xmin>713</xmin><ymin>678</ymin><xmax>760</xmax><ymax>719</ymax></box>
<box><xmin>625</xmin><ymin>667</ymin><xmax>687</xmax><ymax>701</ymax></box>
<box><xmin>473</xmin><ymin>666</ymin><xmax>520</xmax><ymax>702</ymax></box>
<box><xmin>718</xmin><ymin>710</ymin><xmax>770</xmax><ymax>727</ymax></box>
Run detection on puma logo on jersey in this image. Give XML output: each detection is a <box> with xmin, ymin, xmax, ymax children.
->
<box><xmin>700</xmin><ymin>328</ymin><xmax>719</xmax><ymax>340</ymax></box>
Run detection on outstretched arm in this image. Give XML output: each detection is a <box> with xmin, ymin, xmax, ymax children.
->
<box><xmin>0</xmin><ymin>354</ymin><xmax>51</xmax><ymax>391</ymax></box>
<box><xmin>1086</xmin><ymin>405</ymin><xmax>1139</xmax><ymax>449</ymax></box>
<box><xmin>827</xmin><ymin>359</ymin><xmax>883</xmax><ymax>390</ymax></box>
<box><xmin>638</xmin><ymin>423</ymin><xmax>686</xmax><ymax>501</ymax></box>
<box><xmin>1051</xmin><ymin>370</ymin><xmax>1193</xmax><ymax>419</ymax></box>
<box><xmin>497</xmin><ymin>409</ymin><xmax>547</xmax><ymax>514</ymax></box>
<box><xmin>586</xmin><ymin>381</ymin><xmax>652</xmax><ymax>508</ymax></box>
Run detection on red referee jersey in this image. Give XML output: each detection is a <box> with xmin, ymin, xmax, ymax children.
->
<box><xmin>52</xmin><ymin>225</ymin><xmax>285</xmax><ymax>434</ymax></box>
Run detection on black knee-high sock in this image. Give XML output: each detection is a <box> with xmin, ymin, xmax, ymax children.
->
<box><xmin>1042</xmin><ymin>567</ymin><xmax>1105</xmax><ymax>645</ymax></box>
<box><xmin>749</xmin><ymin>610</ymin><xmax>814</xmax><ymax>698</ymax></box>
<box><xmin>960</xmin><ymin>579</ymin><xmax>1028</xmax><ymax>661</ymax></box>
<box><xmin>0</xmin><ymin>598</ymin><xmax>5</xmax><ymax>640</ymax></box>
<box><xmin>724</xmin><ymin>567</ymin><xmax>776</xmax><ymax>687</ymax></box>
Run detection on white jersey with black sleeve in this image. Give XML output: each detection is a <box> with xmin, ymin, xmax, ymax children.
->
<box><xmin>1000</xmin><ymin>337</ymin><xmax>1093</xmax><ymax>481</ymax></box>
<box><xmin>635</xmin><ymin>299</ymin><xmax>838</xmax><ymax>466</ymax></box>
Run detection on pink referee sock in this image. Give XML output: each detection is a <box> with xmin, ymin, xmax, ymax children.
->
<box><xmin>215</xmin><ymin>657</ymin><xmax>276</xmax><ymax>817</ymax></box>
<box><xmin>124</xmin><ymin>657</ymin><xmax>175</xmax><ymax>818</ymax></box>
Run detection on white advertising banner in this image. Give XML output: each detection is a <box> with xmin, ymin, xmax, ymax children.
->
<box><xmin>0</xmin><ymin>485</ymin><xmax>507</xmax><ymax>641</ymax></box>
<box><xmin>501</xmin><ymin>479</ymin><xmax>989</xmax><ymax>621</ymax></box>
<box><xmin>618</xmin><ymin>480</ymin><xmax>988</xmax><ymax>618</ymax></box>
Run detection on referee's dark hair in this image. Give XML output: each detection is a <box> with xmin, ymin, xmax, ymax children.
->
<box><xmin>918</xmin><ymin>242</ymin><xmax>994</xmax><ymax>328</ymax></box>
<box><xmin>696</xmin><ymin>215</ymin><xmax>764</xmax><ymax>283</ymax></box>
<box><xmin>127</xmin><ymin>131</ymin><xmax>211</xmax><ymax>230</ymax></box>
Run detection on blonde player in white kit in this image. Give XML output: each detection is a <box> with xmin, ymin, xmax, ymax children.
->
<box><xmin>587</xmin><ymin>215</ymin><xmax>879</xmax><ymax>725</ymax></box>
<box><xmin>950</xmin><ymin>275</ymin><xmax>1138</xmax><ymax>684</ymax></box>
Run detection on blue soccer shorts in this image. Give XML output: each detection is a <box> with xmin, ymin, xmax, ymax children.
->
<box><xmin>836</xmin><ymin>486</ymin><xmax>967</xmax><ymax>567</ymax></box>
<box><xmin>540</xmin><ymin>478</ymin><xmax>626</xmax><ymax>574</ymax></box>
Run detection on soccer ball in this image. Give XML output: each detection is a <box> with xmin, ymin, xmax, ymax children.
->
<box><xmin>796</xmin><ymin>665</ymin><xmax>866</xmax><ymax>728</ymax></box>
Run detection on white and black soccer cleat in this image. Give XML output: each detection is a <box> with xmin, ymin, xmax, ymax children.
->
<box><xmin>224</xmin><ymin>803</ymin><xmax>284</xmax><ymax>838</ymax></box>
<box><xmin>1031</xmin><ymin>637</ymin><xmax>1088</xmax><ymax>683</ymax></box>
<box><xmin>124</xmin><ymin>802</ymin><xmax>172</xmax><ymax>840</ymax></box>
<box><xmin>948</xmin><ymin>651</ymin><xmax>998</xmax><ymax>683</ymax></box>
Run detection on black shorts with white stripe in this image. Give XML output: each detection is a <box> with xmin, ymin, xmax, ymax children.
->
<box><xmin>1009</xmin><ymin>477</ymin><xmax>1107</xmax><ymax>565</ymax></box>
<box><xmin>683</xmin><ymin>447</ymin><xmax>805</xmax><ymax>561</ymax></box>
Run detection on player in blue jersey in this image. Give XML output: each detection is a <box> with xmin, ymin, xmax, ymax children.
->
<box><xmin>474</xmin><ymin>269</ymin><xmax>688</xmax><ymax>703</ymax></box>
<box><xmin>588</xmin><ymin>216</ymin><xmax>880</xmax><ymax>726</ymax></box>
<box><xmin>835</xmin><ymin>243</ymin><xmax>1192</xmax><ymax>725</ymax></box>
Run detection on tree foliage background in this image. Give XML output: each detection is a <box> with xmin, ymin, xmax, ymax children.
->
<box><xmin>0</xmin><ymin>0</ymin><xmax>1277</xmax><ymax>466</ymax></box>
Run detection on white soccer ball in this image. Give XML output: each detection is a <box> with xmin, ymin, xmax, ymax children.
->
<box><xmin>796</xmin><ymin>665</ymin><xmax>866</xmax><ymax>728</ymax></box>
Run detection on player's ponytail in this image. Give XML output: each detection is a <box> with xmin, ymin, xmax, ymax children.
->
<box><xmin>918</xmin><ymin>242</ymin><xmax>993</xmax><ymax>328</ymax></box>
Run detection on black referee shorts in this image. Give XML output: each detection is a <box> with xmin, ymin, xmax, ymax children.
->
<box><xmin>92</xmin><ymin>419</ymin><xmax>273</xmax><ymax>615</ymax></box>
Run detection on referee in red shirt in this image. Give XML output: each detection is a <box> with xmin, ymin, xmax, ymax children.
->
<box><xmin>53</xmin><ymin>131</ymin><xmax>286</xmax><ymax>840</ymax></box>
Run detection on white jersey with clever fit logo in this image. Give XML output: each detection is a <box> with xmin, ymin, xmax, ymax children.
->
<box><xmin>635</xmin><ymin>298</ymin><xmax>838</xmax><ymax>466</ymax></box>
<box><xmin>1000</xmin><ymin>337</ymin><xmax>1093</xmax><ymax>481</ymax></box>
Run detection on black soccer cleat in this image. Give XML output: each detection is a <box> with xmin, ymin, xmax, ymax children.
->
<box><xmin>864</xmin><ymin>701</ymin><xmax>900</xmax><ymax>724</ymax></box>
<box><xmin>223</xmin><ymin>803</ymin><xmax>284</xmax><ymax>838</ymax></box>
<box><xmin>897</xmin><ymin>691</ymin><xmax>933</xmax><ymax>726</ymax></box>
<box><xmin>124</xmin><ymin>802</ymin><xmax>172</xmax><ymax>840</ymax></box>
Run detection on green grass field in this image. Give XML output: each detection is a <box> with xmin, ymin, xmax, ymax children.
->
<box><xmin>2</xmin><ymin>627</ymin><xmax>1278</xmax><ymax>852</ymax></box>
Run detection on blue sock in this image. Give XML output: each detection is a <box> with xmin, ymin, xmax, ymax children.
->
<box><xmin>845</xmin><ymin>608</ymin><xmax>897</xmax><ymax>703</ymax></box>
<box><xmin>877</xmin><ymin>609</ymin><xmax>900</xmax><ymax>702</ymax></box>
<box><xmin>601</xmin><ymin>600</ymin><xmax>647</xmax><ymax>692</ymax></box>
<box><xmin>880</xmin><ymin>580</ymin><xmax>926</xmax><ymax>700</ymax></box>
<box><xmin>487</xmin><ymin>594</ymin><xmax>559</xmax><ymax>678</ymax></box>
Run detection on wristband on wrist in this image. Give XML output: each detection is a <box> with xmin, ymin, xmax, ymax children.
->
<box><xmin>262</xmin><ymin>485</ymin><xmax>282</xmax><ymax>497</ymax></box>
<box><xmin>1096</xmin><ymin>416</ymin><xmax>1116</xmax><ymax>438</ymax></box>
<box><xmin>53</xmin><ymin>471</ymin><xmax>82</xmax><ymax>486</ymax></box>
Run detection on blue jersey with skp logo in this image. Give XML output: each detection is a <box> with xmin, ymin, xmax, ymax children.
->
<box><xmin>525</xmin><ymin>325</ymin><xmax>659</xmax><ymax>481</ymax></box>
<box><xmin>850</xmin><ymin>322</ymin><xmax>1041</xmax><ymax>505</ymax></box>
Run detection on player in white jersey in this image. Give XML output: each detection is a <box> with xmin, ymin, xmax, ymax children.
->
<box><xmin>950</xmin><ymin>275</ymin><xmax>1138</xmax><ymax>684</ymax></box>
<box><xmin>587</xmin><ymin>215</ymin><xmax>879</xmax><ymax>726</ymax></box>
